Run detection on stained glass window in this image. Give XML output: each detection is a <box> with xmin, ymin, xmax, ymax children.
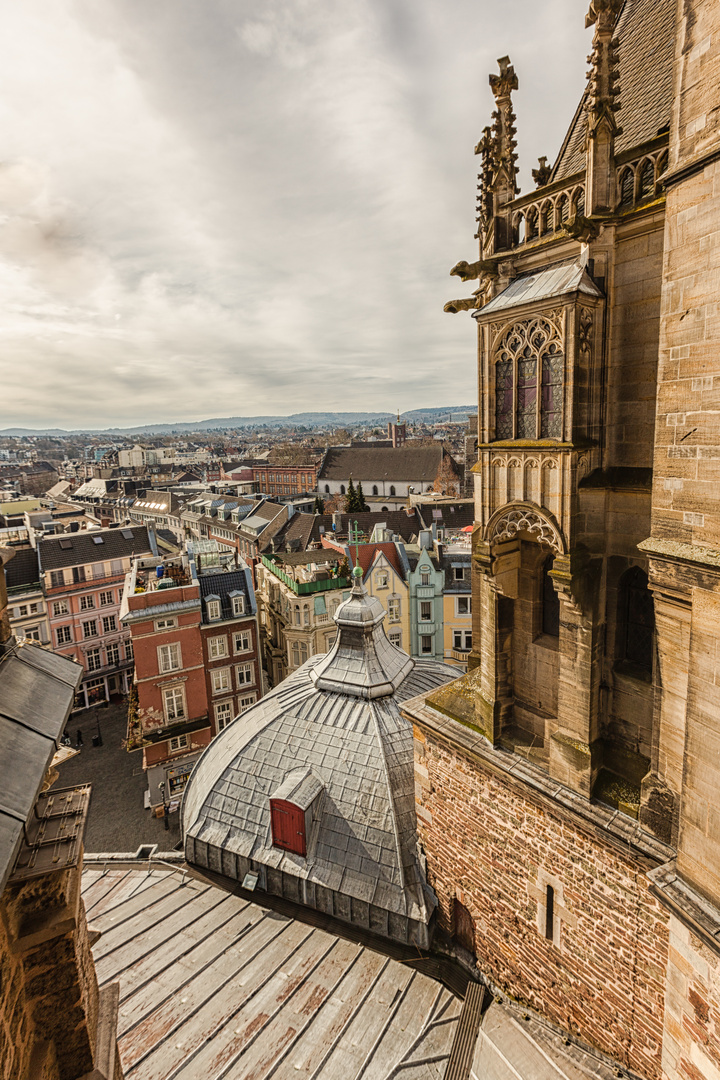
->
<box><xmin>517</xmin><ymin>356</ymin><xmax>537</xmax><ymax>438</ymax></box>
<box><xmin>493</xmin><ymin>317</ymin><xmax>564</xmax><ymax>442</ymax></box>
<box><xmin>541</xmin><ymin>350</ymin><xmax>563</xmax><ymax>438</ymax></box>
<box><xmin>495</xmin><ymin>360</ymin><xmax>514</xmax><ymax>439</ymax></box>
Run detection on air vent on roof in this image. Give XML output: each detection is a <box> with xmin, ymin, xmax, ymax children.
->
<box><xmin>58</xmin><ymin>539</ymin><xmax>73</xmax><ymax>549</ymax></box>
<box><xmin>92</xmin><ymin>535</ymin><xmax>104</xmax><ymax>544</ymax></box>
<box><xmin>121</xmin><ymin>529</ymin><xmax>134</xmax><ymax>539</ymax></box>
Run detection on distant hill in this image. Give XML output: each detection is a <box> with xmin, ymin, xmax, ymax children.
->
<box><xmin>0</xmin><ymin>406</ymin><xmax>476</xmax><ymax>437</ymax></box>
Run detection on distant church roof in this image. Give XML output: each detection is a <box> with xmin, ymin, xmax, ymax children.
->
<box><xmin>182</xmin><ymin>570</ymin><xmax>456</xmax><ymax>946</ymax></box>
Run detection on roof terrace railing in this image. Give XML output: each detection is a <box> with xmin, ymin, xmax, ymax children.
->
<box><xmin>260</xmin><ymin>554</ymin><xmax>350</xmax><ymax>595</ymax></box>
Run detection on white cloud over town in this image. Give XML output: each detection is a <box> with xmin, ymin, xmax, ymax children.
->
<box><xmin>0</xmin><ymin>0</ymin><xmax>589</xmax><ymax>429</ymax></box>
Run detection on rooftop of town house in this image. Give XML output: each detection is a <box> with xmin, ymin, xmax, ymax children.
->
<box><xmin>38</xmin><ymin>524</ymin><xmax>155</xmax><ymax>572</ymax></box>
<box><xmin>261</xmin><ymin>551</ymin><xmax>350</xmax><ymax>595</ymax></box>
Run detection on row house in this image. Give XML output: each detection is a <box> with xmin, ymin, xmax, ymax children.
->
<box><xmin>255</xmin><ymin>551</ymin><xmax>351</xmax><ymax>687</ymax></box>
<box><xmin>4</xmin><ymin>546</ymin><xmax>51</xmax><ymax>647</ymax></box>
<box><xmin>406</xmin><ymin>539</ymin><xmax>445</xmax><ymax>662</ymax></box>
<box><xmin>321</xmin><ymin>537</ymin><xmax>412</xmax><ymax>655</ymax></box>
<box><xmin>440</xmin><ymin>540</ymin><xmax>473</xmax><ymax>667</ymax></box>
<box><xmin>39</xmin><ymin>525</ymin><xmax>154</xmax><ymax>709</ymax></box>
<box><xmin>122</xmin><ymin>541</ymin><xmax>261</xmax><ymax>811</ymax></box>
<box><xmin>252</xmin><ymin>462</ymin><xmax>319</xmax><ymax>497</ymax></box>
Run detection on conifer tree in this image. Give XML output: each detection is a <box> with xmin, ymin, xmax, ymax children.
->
<box><xmin>346</xmin><ymin>477</ymin><xmax>358</xmax><ymax>511</ymax></box>
<box><xmin>313</xmin><ymin>496</ymin><xmax>325</xmax><ymax>514</ymax></box>
<box><xmin>355</xmin><ymin>481</ymin><xmax>369</xmax><ymax>512</ymax></box>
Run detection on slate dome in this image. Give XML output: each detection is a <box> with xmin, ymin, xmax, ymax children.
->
<box><xmin>182</xmin><ymin>572</ymin><xmax>457</xmax><ymax>946</ymax></box>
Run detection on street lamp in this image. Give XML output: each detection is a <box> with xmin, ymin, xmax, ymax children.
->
<box><xmin>158</xmin><ymin>780</ymin><xmax>170</xmax><ymax>831</ymax></box>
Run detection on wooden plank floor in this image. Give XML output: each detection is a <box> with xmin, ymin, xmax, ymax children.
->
<box><xmin>83</xmin><ymin>869</ymin><xmax>461</xmax><ymax>1080</ymax></box>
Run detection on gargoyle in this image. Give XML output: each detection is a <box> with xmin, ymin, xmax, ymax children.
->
<box><xmin>444</xmin><ymin>298</ymin><xmax>479</xmax><ymax>314</ymax></box>
<box><xmin>449</xmin><ymin>259</ymin><xmax>497</xmax><ymax>282</ymax></box>
<box><xmin>563</xmin><ymin>214</ymin><xmax>599</xmax><ymax>242</ymax></box>
<box><xmin>532</xmin><ymin>156</ymin><xmax>552</xmax><ymax>187</ymax></box>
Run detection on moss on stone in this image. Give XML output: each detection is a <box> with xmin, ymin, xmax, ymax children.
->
<box><xmin>594</xmin><ymin>768</ymin><xmax>641</xmax><ymax>819</ymax></box>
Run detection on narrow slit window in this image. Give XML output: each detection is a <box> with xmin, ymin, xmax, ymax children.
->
<box><xmin>545</xmin><ymin>885</ymin><xmax>555</xmax><ymax>940</ymax></box>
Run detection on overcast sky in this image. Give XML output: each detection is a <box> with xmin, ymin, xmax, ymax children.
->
<box><xmin>0</xmin><ymin>0</ymin><xmax>590</xmax><ymax>430</ymax></box>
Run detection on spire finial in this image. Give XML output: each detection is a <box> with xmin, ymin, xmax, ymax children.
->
<box><xmin>584</xmin><ymin>0</ymin><xmax>623</xmax><ymax>214</ymax></box>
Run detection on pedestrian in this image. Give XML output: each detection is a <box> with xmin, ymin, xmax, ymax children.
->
<box><xmin>76</xmin><ymin>729</ymin><xmax>83</xmax><ymax>749</ymax></box>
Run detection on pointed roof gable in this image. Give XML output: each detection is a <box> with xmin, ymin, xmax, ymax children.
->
<box><xmin>551</xmin><ymin>0</ymin><xmax>675</xmax><ymax>183</ymax></box>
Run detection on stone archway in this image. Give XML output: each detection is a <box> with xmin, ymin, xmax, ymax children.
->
<box><xmin>484</xmin><ymin>501</ymin><xmax>565</xmax><ymax>555</ymax></box>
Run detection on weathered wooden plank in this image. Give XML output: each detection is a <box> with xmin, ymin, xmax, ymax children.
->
<box><xmin>271</xmin><ymin>948</ymin><xmax>389</xmax><ymax>1080</ymax></box>
<box><xmin>120</xmin><ymin>919</ymin><xmax>318</xmax><ymax>1076</ymax></box>
<box><xmin>311</xmin><ymin>960</ymin><xmax>416</xmax><ymax>1080</ymax></box>
<box><xmin>92</xmin><ymin>880</ymin><xmax>204</xmax><ymax>962</ymax></box>
<box><xmin>83</xmin><ymin>870</ymin><xmax>134</xmax><ymax>916</ymax></box>
<box><xmin>359</xmin><ymin>975</ymin><xmax>445</xmax><ymax>1080</ymax></box>
<box><xmin>164</xmin><ymin>929</ymin><xmax>338</xmax><ymax>1080</ymax></box>
<box><xmin>114</xmin><ymin>903</ymin><xmax>270</xmax><ymax>1034</ymax></box>
<box><xmin>86</xmin><ymin>868</ymin><xmax>174</xmax><ymax>920</ymax></box>
<box><xmin>201</xmin><ymin>936</ymin><xmax>361</xmax><ymax>1080</ymax></box>
<box><xmin>104</xmin><ymin>892</ymin><xmax>244</xmax><ymax>1004</ymax></box>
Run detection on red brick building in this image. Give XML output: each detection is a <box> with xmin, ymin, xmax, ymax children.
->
<box><xmin>122</xmin><ymin>542</ymin><xmax>261</xmax><ymax>811</ymax></box>
<box><xmin>39</xmin><ymin>524</ymin><xmax>153</xmax><ymax>709</ymax></box>
<box><xmin>252</xmin><ymin>463</ymin><xmax>318</xmax><ymax>497</ymax></box>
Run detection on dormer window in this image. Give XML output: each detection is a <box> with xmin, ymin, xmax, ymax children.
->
<box><xmin>269</xmin><ymin>770</ymin><xmax>324</xmax><ymax>857</ymax></box>
<box><xmin>494</xmin><ymin>317</ymin><xmax>564</xmax><ymax>441</ymax></box>
<box><xmin>206</xmin><ymin>596</ymin><xmax>221</xmax><ymax>621</ymax></box>
<box><xmin>229</xmin><ymin>591</ymin><xmax>245</xmax><ymax>617</ymax></box>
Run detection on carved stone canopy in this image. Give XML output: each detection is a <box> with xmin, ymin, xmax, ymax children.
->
<box><xmin>484</xmin><ymin>502</ymin><xmax>566</xmax><ymax>555</ymax></box>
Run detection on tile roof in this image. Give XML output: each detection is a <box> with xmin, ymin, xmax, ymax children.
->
<box><xmin>319</xmin><ymin>446</ymin><xmax>445</xmax><ymax>483</ymax></box>
<box><xmin>477</xmin><ymin>263</ymin><xmax>602</xmax><ymax>316</ymax></box>
<box><xmin>355</xmin><ymin>542</ymin><xmax>406</xmax><ymax>583</ymax></box>
<box><xmin>38</xmin><ymin>525</ymin><xmax>153</xmax><ymax>571</ymax></box>
<box><xmin>552</xmin><ymin>0</ymin><xmax>675</xmax><ymax>181</ymax></box>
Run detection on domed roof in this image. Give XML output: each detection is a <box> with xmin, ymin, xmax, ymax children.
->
<box><xmin>182</xmin><ymin>572</ymin><xmax>457</xmax><ymax>945</ymax></box>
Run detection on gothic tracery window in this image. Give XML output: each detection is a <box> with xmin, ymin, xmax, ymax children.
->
<box><xmin>494</xmin><ymin>318</ymin><xmax>564</xmax><ymax>441</ymax></box>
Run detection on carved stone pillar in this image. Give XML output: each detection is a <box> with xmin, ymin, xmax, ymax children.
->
<box><xmin>547</xmin><ymin>553</ymin><xmax>604</xmax><ymax>796</ymax></box>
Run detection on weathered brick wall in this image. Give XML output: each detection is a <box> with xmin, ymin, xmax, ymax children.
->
<box><xmin>414</xmin><ymin>724</ymin><xmax>670</xmax><ymax>1080</ymax></box>
<box><xmin>0</xmin><ymin>865</ymin><xmax>101</xmax><ymax>1080</ymax></box>
<box><xmin>661</xmin><ymin>915</ymin><xmax>720</xmax><ymax>1080</ymax></box>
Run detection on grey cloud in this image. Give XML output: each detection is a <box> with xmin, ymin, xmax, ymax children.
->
<box><xmin>0</xmin><ymin>0</ymin><xmax>590</xmax><ymax>429</ymax></box>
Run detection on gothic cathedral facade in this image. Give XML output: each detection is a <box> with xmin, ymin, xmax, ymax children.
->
<box><xmin>403</xmin><ymin>1</ymin><xmax>720</xmax><ymax>1078</ymax></box>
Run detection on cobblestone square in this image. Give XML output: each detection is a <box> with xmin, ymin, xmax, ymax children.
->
<box><xmin>57</xmin><ymin>700</ymin><xmax>181</xmax><ymax>852</ymax></box>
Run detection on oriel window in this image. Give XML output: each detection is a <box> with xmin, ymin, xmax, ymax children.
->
<box><xmin>494</xmin><ymin>318</ymin><xmax>564</xmax><ymax>441</ymax></box>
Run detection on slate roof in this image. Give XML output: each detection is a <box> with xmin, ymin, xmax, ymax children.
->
<box><xmin>197</xmin><ymin>565</ymin><xmax>256</xmax><ymax>621</ymax></box>
<box><xmin>416</xmin><ymin>501</ymin><xmax>475</xmax><ymax>532</ymax></box>
<box><xmin>275</xmin><ymin>510</ymin><xmax>425</xmax><ymax>551</ymax></box>
<box><xmin>0</xmin><ymin>642</ymin><xmax>82</xmax><ymax>892</ymax></box>
<box><xmin>552</xmin><ymin>0</ymin><xmax>675</xmax><ymax>182</ymax></box>
<box><xmin>38</xmin><ymin>525</ymin><xmax>153</xmax><ymax>571</ymax></box>
<box><xmin>3</xmin><ymin>546</ymin><xmax>41</xmax><ymax>592</ymax></box>
<box><xmin>319</xmin><ymin>446</ymin><xmax>445</xmax><ymax>483</ymax></box>
<box><xmin>183</xmin><ymin>577</ymin><xmax>457</xmax><ymax>931</ymax></box>
<box><xmin>477</xmin><ymin>263</ymin><xmax>603</xmax><ymax>316</ymax></box>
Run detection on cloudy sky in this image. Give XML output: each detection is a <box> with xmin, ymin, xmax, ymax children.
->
<box><xmin>0</xmin><ymin>0</ymin><xmax>590</xmax><ymax>430</ymax></box>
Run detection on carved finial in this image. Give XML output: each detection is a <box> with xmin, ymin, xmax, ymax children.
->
<box><xmin>488</xmin><ymin>56</ymin><xmax>520</xmax><ymax>203</ymax></box>
<box><xmin>584</xmin><ymin>0</ymin><xmax>622</xmax><ymax>214</ymax></box>
<box><xmin>532</xmin><ymin>156</ymin><xmax>552</xmax><ymax>188</ymax></box>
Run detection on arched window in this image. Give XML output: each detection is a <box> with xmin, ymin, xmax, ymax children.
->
<box><xmin>324</xmin><ymin>484</ymin><xmax>330</xmax><ymax>494</ymax></box>
<box><xmin>542</xmin><ymin>556</ymin><xmax>559</xmax><ymax>637</ymax></box>
<box><xmin>542</xmin><ymin>202</ymin><xmax>555</xmax><ymax>235</ymax></box>
<box><xmin>618</xmin><ymin>567</ymin><xmax>654</xmax><ymax>670</ymax></box>
<box><xmin>294</xmin><ymin>604</ymin><xmax>301</xmax><ymax>626</ymax></box>
<box><xmin>619</xmin><ymin>168</ymin><xmax>634</xmax><ymax>207</ymax></box>
<box><xmin>389</xmin><ymin>485</ymin><xmax>396</xmax><ymax>497</ymax></box>
<box><xmin>494</xmin><ymin>318</ymin><xmax>564</xmax><ymax>441</ymax></box>
<box><xmin>372</xmin><ymin>485</ymin><xmax>378</xmax><ymax>496</ymax></box>
<box><xmin>639</xmin><ymin>159</ymin><xmax>655</xmax><ymax>199</ymax></box>
<box><xmin>303</xmin><ymin>605</ymin><xmax>310</xmax><ymax>626</ymax></box>
<box><xmin>514</xmin><ymin>213</ymin><xmax>526</xmax><ymax>244</ymax></box>
<box><xmin>573</xmin><ymin>187</ymin><xmax>586</xmax><ymax>217</ymax></box>
<box><xmin>340</xmin><ymin>484</ymin><xmax>346</xmax><ymax>495</ymax></box>
<box><xmin>526</xmin><ymin>208</ymin><xmax>538</xmax><ymax>240</ymax></box>
<box><xmin>557</xmin><ymin>194</ymin><xmax>570</xmax><ymax>226</ymax></box>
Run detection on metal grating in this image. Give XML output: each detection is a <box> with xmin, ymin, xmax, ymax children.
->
<box><xmin>10</xmin><ymin>783</ymin><xmax>91</xmax><ymax>882</ymax></box>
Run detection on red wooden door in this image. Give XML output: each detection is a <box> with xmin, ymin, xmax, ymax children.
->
<box><xmin>270</xmin><ymin>800</ymin><xmax>306</xmax><ymax>856</ymax></box>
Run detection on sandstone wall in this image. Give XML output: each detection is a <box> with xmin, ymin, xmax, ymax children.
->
<box><xmin>414</xmin><ymin>723</ymin><xmax>670</xmax><ymax>1080</ymax></box>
